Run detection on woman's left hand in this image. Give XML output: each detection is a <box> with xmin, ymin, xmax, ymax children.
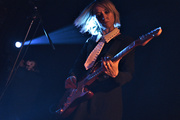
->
<box><xmin>102</xmin><ymin>57</ymin><xmax>121</xmax><ymax>78</ymax></box>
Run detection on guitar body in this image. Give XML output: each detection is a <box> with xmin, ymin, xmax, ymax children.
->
<box><xmin>56</xmin><ymin>65</ymin><xmax>99</xmax><ymax>118</ymax></box>
<box><xmin>56</xmin><ymin>84</ymin><xmax>94</xmax><ymax>118</ymax></box>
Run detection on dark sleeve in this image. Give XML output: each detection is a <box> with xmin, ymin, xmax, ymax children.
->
<box><xmin>113</xmin><ymin>37</ymin><xmax>135</xmax><ymax>86</ymax></box>
<box><xmin>68</xmin><ymin>39</ymin><xmax>89</xmax><ymax>81</ymax></box>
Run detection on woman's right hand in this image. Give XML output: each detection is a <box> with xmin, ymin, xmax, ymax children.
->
<box><xmin>65</xmin><ymin>76</ymin><xmax>77</xmax><ymax>89</ymax></box>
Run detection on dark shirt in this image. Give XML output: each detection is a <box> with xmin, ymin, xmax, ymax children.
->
<box><xmin>68</xmin><ymin>33</ymin><xmax>135</xmax><ymax>120</ymax></box>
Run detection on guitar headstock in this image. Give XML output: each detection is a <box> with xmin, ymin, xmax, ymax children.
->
<box><xmin>136</xmin><ymin>27</ymin><xmax>162</xmax><ymax>46</ymax></box>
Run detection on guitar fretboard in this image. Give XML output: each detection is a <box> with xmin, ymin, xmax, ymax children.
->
<box><xmin>112</xmin><ymin>41</ymin><xmax>136</xmax><ymax>62</ymax></box>
<box><xmin>81</xmin><ymin>27</ymin><xmax>162</xmax><ymax>86</ymax></box>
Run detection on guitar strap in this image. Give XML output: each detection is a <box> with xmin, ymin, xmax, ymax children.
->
<box><xmin>84</xmin><ymin>28</ymin><xmax>120</xmax><ymax>70</ymax></box>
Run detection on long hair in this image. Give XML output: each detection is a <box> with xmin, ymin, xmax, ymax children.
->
<box><xmin>74</xmin><ymin>0</ymin><xmax>120</xmax><ymax>35</ymax></box>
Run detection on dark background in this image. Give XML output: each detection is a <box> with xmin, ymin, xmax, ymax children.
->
<box><xmin>0</xmin><ymin>0</ymin><xmax>179</xmax><ymax>120</ymax></box>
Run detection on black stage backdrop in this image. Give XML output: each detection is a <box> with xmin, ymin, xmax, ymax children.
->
<box><xmin>0</xmin><ymin>0</ymin><xmax>179</xmax><ymax>120</ymax></box>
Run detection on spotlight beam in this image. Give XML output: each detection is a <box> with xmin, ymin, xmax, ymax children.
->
<box><xmin>24</xmin><ymin>25</ymin><xmax>88</xmax><ymax>45</ymax></box>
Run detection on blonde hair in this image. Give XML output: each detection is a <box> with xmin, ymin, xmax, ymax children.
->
<box><xmin>74</xmin><ymin>0</ymin><xmax>120</xmax><ymax>35</ymax></box>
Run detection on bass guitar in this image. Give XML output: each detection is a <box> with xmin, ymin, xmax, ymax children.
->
<box><xmin>56</xmin><ymin>27</ymin><xmax>162</xmax><ymax>118</ymax></box>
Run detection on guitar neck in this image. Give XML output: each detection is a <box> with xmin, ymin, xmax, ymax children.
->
<box><xmin>82</xmin><ymin>27</ymin><xmax>162</xmax><ymax>86</ymax></box>
<box><xmin>82</xmin><ymin>39</ymin><xmax>141</xmax><ymax>85</ymax></box>
<box><xmin>82</xmin><ymin>41</ymin><xmax>138</xmax><ymax>85</ymax></box>
<box><xmin>112</xmin><ymin>27</ymin><xmax>162</xmax><ymax>62</ymax></box>
<box><xmin>111</xmin><ymin>41</ymin><xmax>137</xmax><ymax>62</ymax></box>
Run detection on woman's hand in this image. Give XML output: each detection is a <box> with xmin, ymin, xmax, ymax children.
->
<box><xmin>102</xmin><ymin>57</ymin><xmax>121</xmax><ymax>78</ymax></box>
<box><xmin>65</xmin><ymin>76</ymin><xmax>77</xmax><ymax>89</ymax></box>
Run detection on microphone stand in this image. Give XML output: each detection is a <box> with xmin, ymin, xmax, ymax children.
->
<box><xmin>33</xmin><ymin>4</ymin><xmax>55</xmax><ymax>50</ymax></box>
<box><xmin>0</xmin><ymin>3</ymin><xmax>55</xmax><ymax>103</ymax></box>
<box><xmin>0</xmin><ymin>14</ymin><xmax>36</xmax><ymax>103</ymax></box>
<box><xmin>40</xmin><ymin>19</ymin><xmax>55</xmax><ymax>50</ymax></box>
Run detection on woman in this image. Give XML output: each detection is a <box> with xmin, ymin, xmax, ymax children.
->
<box><xmin>64</xmin><ymin>0</ymin><xmax>134</xmax><ymax>120</ymax></box>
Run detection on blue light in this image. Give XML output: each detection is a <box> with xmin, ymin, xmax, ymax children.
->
<box><xmin>24</xmin><ymin>25</ymin><xmax>88</xmax><ymax>45</ymax></box>
<box><xmin>15</xmin><ymin>41</ymin><xmax>22</xmax><ymax>48</ymax></box>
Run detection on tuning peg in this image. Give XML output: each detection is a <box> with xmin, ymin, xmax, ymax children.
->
<box><xmin>150</xmin><ymin>30</ymin><xmax>154</xmax><ymax>33</ymax></box>
<box><xmin>139</xmin><ymin>35</ymin><xmax>145</xmax><ymax>39</ymax></box>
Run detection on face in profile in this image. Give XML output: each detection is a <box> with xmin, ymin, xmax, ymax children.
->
<box><xmin>93</xmin><ymin>5</ymin><xmax>115</xmax><ymax>31</ymax></box>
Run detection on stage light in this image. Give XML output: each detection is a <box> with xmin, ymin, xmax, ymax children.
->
<box><xmin>15</xmin><ymin>41</ymin><xmax>22</xmax><ymax>48</ymax></box>
<box><xmin>24</xmin><ymin>25</ymin><xmax>88</xmax><ymax>46</ymax></box>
